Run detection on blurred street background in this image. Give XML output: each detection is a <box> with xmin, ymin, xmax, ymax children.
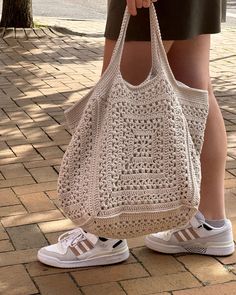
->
<box><xmin>0</xmin><ymin>0</ymin><xmax>235</xmax><ymax>24</ymax></box>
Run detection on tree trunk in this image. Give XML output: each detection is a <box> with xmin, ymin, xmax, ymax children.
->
<box><xmin>0</xmin><ymin>0</ymin><xmax>33</xmax><ymax>28</ymax></box>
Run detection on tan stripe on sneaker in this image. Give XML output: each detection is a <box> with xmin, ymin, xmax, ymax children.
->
<box><xmin>174</xmin><ymin>232</ymin><xmax>185</xmax><ymax>242</ymax></box>
<box><xmin>70</xmin><ymin>246</ymin><xmax>81</xmax><ymax>256</ymax></box>
<box><xmin>188</xmin><ymin>227</ymin><xmax>200</xmax><ymax>239</ymax></box>
<box><xmin>180</xmin><ymin>229</ymin><xmax>192</xmax><ymax>241</ymax></box>
<box><xmin>83</xmin><ymin>239</ymin><xmax>94</xmax><ymax>250</ymax></box>
<box><xmin>178</xmin><ymin>230</ymin><xmax>188</xmax><ymax>241</ymax></box>
<box><xmin>77</xmin><ymin>242</ymin><xmax>87</xmax><ymax>253</ymax></box>
<box><xmin>81</xmin><ymin>240</ymin><xmax>90</xmax><ymax>251</ymax></box>
<box><xmin>185</xmin><ymin>228</ymin><xmax>196</xmax><ymax>240</ymax></box>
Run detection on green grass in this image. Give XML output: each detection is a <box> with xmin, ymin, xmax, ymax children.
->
<box><xmin>33</xmin><ymin>21</ymin><xmax>48</xmax><ymax>28</ymax></box>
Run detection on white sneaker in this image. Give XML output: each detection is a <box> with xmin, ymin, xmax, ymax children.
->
<box><xmin>145</xmin><ymin>212</ymin><xmax>235</xmax><ymax>256</ymax></box>
<box><xmin>37</xmin><ymin>228</ymin><xmax>129</xmax><ymax>268</ymax></box>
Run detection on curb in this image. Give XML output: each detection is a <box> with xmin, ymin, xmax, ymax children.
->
<box><xmin>0</xmin><ymin>27</ymin><xmax>65</xmax><ymax>39</ymax></box>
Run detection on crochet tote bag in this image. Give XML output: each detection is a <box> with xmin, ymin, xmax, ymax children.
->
<box><xmin>58</xmin><ymin>5</ymin><xmax>209</xmax><ymax>238</ymax></box>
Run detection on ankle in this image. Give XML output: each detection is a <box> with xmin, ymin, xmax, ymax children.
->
<box><xmin>197</xmin><ymin>209</ymin><xmax>226</xmax><ymax>220</ymax></box>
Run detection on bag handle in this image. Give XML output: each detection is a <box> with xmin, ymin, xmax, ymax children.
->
<box><xmin>108</xmin><ymin>4</ymin><xmax>173</xmax><ymax>79</ymax></box>
<box><xmin>96</xmin><ymin>4</ymin><xmax>178</xmax><ymax>94</ymax></box>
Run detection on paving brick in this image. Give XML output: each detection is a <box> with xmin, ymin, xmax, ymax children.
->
<box><xmin>54</xmin><ymin>165</ymin><xmax>60</xmax><ymax>173</ymax></box>
<box><xmin>226</xmin><ymin>160</ymin><xmax>236</xmax><ymax>169</ymax></box>
<box><xmin>225</xmin><ymin>190</ymin><xmax>236</xmax><ymax>218</ymax></box>
<box><xmin>176</xmin><ymin>255</ymin><xmax>235</xmax><ymax>285</ymax></box>
<box><xmin>120</xmin><ymin>272</ymin><xmax>201</xmax><ymax>295</ymax></box>
<box><xmin>6</xmin><ymin>108</ymin><xmax>32</xmax><ymax>119</ymax></box>
<box><xmin>0</xmin><ymin>204</ymin><xmax>26</xmax><ymax>217</ymax></box>
<box><xmin>23</xmin><ymin>158</ymin><xmax>61</xmax><ymax>169</ymax></box>
<box><xmin>38</xmin><ymin>219</ymin><xmax>76</xmax><ymax>233</ymax></box>
<box><xmin>131</xmin><ymin>247</ymin><xmax>185</xmax><ymax>276</ymax></box>
<box><xmin>12</xmin><ymin>181</ymin><xmax>57</xmax><ymax>195</ymax></box>
<box><xmin>0</xmin><ymin>163</ymin><xmax>30</xmax><ymax>179</ymax></box>
<box><xmin>1</xmin><ymin>209</ymin><xmax>64</xmax><ymax>227</ymax></box>
<box><xmin>127</xmin><ymin>236</ymin><xmax>146</xmax><ymax>248</ymax></box>
<box><xmin>72</xmin><ymin>263</ymin><xmax>149</xmax><ymax>286</ymax></box>
<box><xmin>0</xmin><ymin>231</ymin><xmax>9</xmax><ymax>240</ymax></box>
<box><xmin>11</xmin><ymin>144</ymin><xmax>38</xmax><ymax>156</ymax></box>
<box><xmin>6</xmin><ymin>224</ymin><xmax>48</xmax><ymax>250</ymax></box>
<box><xmin>217</xmin><ymin>250</ymin><xmax>236</xmax><ymax>265</ymax></box>
<box><xmin>0</xmin><ymin>239</ymin><xmax>14</xmax><ymax>252</ymax></box>
<box><xmin>45</xmin><ymin>190</ymin><xmax>58</xmax><ymax>200</ymax></box>
<box><xmin>0</xmin><ymin>188</ymin><xmax>20</xmax><ymax>206</ymax></box>
<box><xmin>15</xmin><ymin>28</ymin><xmax>27</xmax><ymax>38</ymax></box>
<box><xmin>26</xmin><ymin>261</ymin><xmax>77</xmax><ymax>277</ymax></box>
<box><xmin>0</xmin><ymin>127</ymin><xmax>21</xmax><ymax>140</ymax></box>
<box><xmin>232</xmin><ymin>218</ymin><xmax>236</xmax><ymax>241</ymax></box>
<box><xmin>81</xmin><ymin>282</ymin><xmax>126</xmax><ymax>295</ymax></box>
<box><xmin>0</xmin><ymin>154</ymin><xmax>43</xmax><ymax>166</ymax></box>
<box><xmin>0</xmin><ymin>248</ymin><xmax>38</xmax><ymax>267</ymax></box>
<box><xmin>228</xmin><ymin>169</ymin><xmax>236</xmax><ymax>177</ymax></box>
<box><xmin>36</xmin><ymin>146</ymin><xmax>64</xmax><ymax>159</ymax></box>
<box><xmin>19</xmin><ymin>192</ymin><xmax>56</xmax><ymax>212</ymax></box>
<box><xmin>0</xmin><ymin>264</ymin><xmax>38</xmax><ymax>295</ymax></box>
<box><xmin>47</xmin><ymin>131</ymin><xmax>71</xmax><ymax>143</ymax></box>
<box><xmin>32</xmin><ymin>141</ymin><xmax>66</xmax><ymax>149</ymax></box>
<box><xmin>0</xmin><ymin>176</ymin><xmax>36</xmax><ymax>188</ymax></box>
<box><xmin>228</xmin><ymin>147</ymin><xmax>236</xmax><ymax>158</ymax></box>
<box><xmin>173</xmin><ymin>281</ymin><xmax>236</xmax><ymax>295</ymax></box>
<box><xmin>20</xmin><ymin>127</ymin><xmax>49</xmax><ymax>142</ymax></box>
<box><xmin>0</xmin><ymin>146</ymin><xmax>15</xmax><ymax>158</ymax></box>
<box><xmin>224</xmin><ymin>178</ymin><xmax>236</xmax><ymax>189</ymax></box>
<box><xmin>28</xmin><ymin>166</ymin><xmax>58</xmax><ymax>182</ymax></box>
<box><xmin>34</xmin><ymin>273</ymin><xmax>82</xmax><ymax>295</ymax></box>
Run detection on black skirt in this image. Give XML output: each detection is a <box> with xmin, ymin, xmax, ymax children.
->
<box><xmin>105</xmin><ymin>0</ymin><xmax>226</xmax><ymax>41</ymax></box>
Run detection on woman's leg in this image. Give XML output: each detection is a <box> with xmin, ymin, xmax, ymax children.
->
<box><xmin>102</xmin><ymin>36</ymin><xmax>227</xmax><ymax>220</ymax></box>
<box><xmin>167</xmin><ymin>35</ymin><xmax>226</xmax><ymax>220</ymax></box>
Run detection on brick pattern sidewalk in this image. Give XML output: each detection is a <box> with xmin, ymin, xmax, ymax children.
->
<box><xmin>0</xmin><ymin>25</ymin><xmax>236</xmax><ymax>295</ymax></box>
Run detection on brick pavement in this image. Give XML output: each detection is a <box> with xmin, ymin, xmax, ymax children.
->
<box><xmin>0</xmin><ymin>19</ymin><xmax>236</xmax><ymax>294</ymax></box>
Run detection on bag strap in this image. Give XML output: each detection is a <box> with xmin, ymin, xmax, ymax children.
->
<box><xmin>97</xmin><ymin>4</ymin><xmax>177</xmax><ymax>93</ymax></box>
<box><xmin>108</xmin><ymin>4</ymin><xmax>174</xmax><ymax>79</ymax></box>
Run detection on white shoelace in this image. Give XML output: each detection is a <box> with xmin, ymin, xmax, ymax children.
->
<box><xmin>58</xmin><ymin>228</ymin><xmax>86</xmax><ymax>248</ymax></box>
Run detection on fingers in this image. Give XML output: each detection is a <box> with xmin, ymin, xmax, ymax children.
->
<box><xmin>142</xmin><ymin>0</ymin><xmax>151</xmax><ymax>8</ymax></box>
<box><xmin>127</xmin><ymin>0</ymin><xmax>137</xmax><ymax>16</ymax></box>
<box><xmin>127</xmin><ymin>0</ymin><xmax>158</xmax><ymax>16</ymax></box>
<box><xmin>136</xmin><ymin>0</ymin><xmax>143</xmax><ymax>9</ymax></box>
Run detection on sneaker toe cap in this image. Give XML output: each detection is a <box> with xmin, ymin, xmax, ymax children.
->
<box><xmin>38</xmin><ymin>244</ymin><xmax>59</xmax><ymax>255</ymax></box>
<box><xmin>146</xmin><ymin>233</ymin><xmax>170</xmax><ymax>244</ymax></box>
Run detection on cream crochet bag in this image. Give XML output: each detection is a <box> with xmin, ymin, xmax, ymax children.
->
<box><xmin>58</xmin><ymin>5</ymin><xmax>209</xmax><ymax>238</ymax></box>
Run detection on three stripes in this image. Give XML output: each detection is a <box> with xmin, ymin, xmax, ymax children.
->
<box><xmin>174</xmin><ymin>227</ymin><xmax>200</xmax><ymax>242</ymax></box>
<box><xmin>68</xmin><ymin>227</ymin><xmax>202</xmax><ymax>255</ymax></box>
<box><xmin>70</xmin><ymin>238</ymin><xmax>95</xmax><ymax>256</ymax></box>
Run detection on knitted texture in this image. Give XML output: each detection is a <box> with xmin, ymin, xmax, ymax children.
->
<box><xmin>58</xmin><ymin>5</ymin><xmax>209</xmax><ymax>238</ymax></box>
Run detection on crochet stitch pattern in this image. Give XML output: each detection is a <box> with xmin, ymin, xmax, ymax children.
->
<box><xmin>58</xmin><ymin>5</ymin><xmax>209</xmax><ymax>238</ymax></box>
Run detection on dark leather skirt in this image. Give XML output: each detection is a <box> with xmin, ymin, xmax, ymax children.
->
<box><xmin>104</xmin><ymin>0</ymin><xmax>226</xmax><ymax>41</ymax></box>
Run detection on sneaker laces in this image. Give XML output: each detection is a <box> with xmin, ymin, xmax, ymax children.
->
<box><xmin>58</xmin><ymin>228</ymin><xmax>86</xmax><ymax>248</ymax></box>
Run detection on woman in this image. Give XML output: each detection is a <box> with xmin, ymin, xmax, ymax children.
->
<box><xmin>37</xmin><ymin>0</ymin><xmax>234</xmax><ymax>268</ymax></box>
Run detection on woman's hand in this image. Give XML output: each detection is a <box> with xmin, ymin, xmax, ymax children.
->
<box><xmin>126</xmin><ymin>0</ymin><xmax>157</xmax><ymax>16</ymax></box>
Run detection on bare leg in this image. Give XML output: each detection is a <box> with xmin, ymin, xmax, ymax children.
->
<box><xmin>167</xmin><ymin>35</ymin><xmax>226</xmax><ymax>220</ymax></box>
<box><xmin>102</xmin><ymin>36</ymin><xmax>226</xmax><ymax>220</ymax></box>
